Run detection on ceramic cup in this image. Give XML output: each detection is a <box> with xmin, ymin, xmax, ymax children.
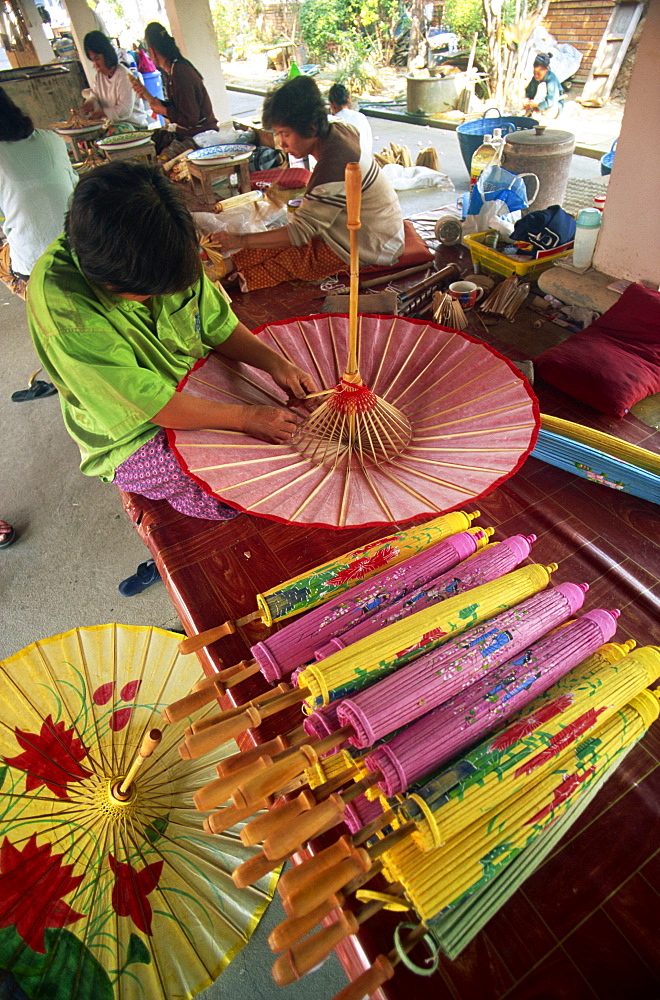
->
<box><xmin>448</xmin><ymin>281</ymin><xmax>484</xmax><ymax>309</ymax></box>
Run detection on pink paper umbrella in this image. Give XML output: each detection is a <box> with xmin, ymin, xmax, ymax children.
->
<box><xmin>337</xmin><ymin>582</ymin><xmax>588</xmax><ymax>752</ymax></box>
<box><xmin>315</xmin><ymin>534</ymin><xmax>536</xmax><ymax>660</ymax></box>
<box><xmin>344</xmin><ymin>794</ymin><xmax>385</xmax><ymax>835</ymax></box>
<box><xmin>366</xmin><ymin>607</ymin><xmax>619</xmax><ymax>796</ymax></box>
<box><xmin>252</xmin><ymin>527</ymin><xmax>489</xmax><ymax>685</ymax></box>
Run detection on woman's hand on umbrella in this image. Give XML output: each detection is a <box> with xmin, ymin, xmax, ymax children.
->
<box><xmin>208</xmin><ymin>232</ymin><xmax>244</xmax><ymax>251</ymax></box>
<box><xmin>269</xmin><ymin>359</ymin><xmax>317</xmax><ymax>400</ymax></box>
<box><xmin>241</xmin><ymin>404</ymin><xmax>300</xmax><ymax>443</ymax></box>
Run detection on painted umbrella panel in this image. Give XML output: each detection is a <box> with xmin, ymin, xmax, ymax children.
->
<box><xmin>169</xmin><ymin>314</ymin><xmax>540</xmax><ymax>528</ymax></box>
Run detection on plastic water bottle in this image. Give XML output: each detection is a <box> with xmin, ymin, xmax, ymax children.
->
<box><xmin>572</xmin><ymin>207</ymin><xmax>602</xmax><ymax>270</ymax></box>
<box><xmin>470</xmin><ymin>128</ymin><xmax>505</xmax><ymax>188</ymax></box>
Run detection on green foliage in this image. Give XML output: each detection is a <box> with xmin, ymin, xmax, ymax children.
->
<box><xmin>299</xmin><ymin>0</ymin><xmax>351</xmax><ymax>61</ymax></box>
<box><xmin>125</xmin><ymin>933</ymin><xmax>151</xmax><ymax>968</ymax></box>
<box><xmin>442</xmin><ymin>0</ymin><xmax>484</xmax><ymax>42</ymax></box>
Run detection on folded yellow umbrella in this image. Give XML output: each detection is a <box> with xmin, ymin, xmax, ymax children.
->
<box><xmin>380</xmin><ymin>689</ymin><xmax>658</xmax><ymax>921</ymax></box>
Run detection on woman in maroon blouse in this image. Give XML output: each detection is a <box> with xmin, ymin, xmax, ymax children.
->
<box><xmin>130</xmin><ymin>22</ymin><xmax>218</xmax><ymax>157</ymax></box>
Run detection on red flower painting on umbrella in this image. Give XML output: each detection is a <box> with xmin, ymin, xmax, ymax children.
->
<box><xmin>3</xmin><ymin>715</ymin><xmax>92</xmax><ymax>799</ymax></box>
<box><xmin>329</xmin><ymin>545</ymin><xmax>397</xmax><ymax>585</ymax></box>
<box><xmin>0</xmin><ymin>834</ymin><xmax>85</xmax><ymax>953</ymax></box>
<box><xmin>109</xmin><ymin>854</ymin><xmax>163</xmax><ymax>936</ymax></box>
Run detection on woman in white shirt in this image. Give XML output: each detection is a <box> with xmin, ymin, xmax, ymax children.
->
<box><xmin>0</xmin><ymin>87</ymin><xmax>78</xmax><ymax>298</ymax></box>
<box><xmin>81</xmin><ymin>31</ymin><xmax>151</xmax><ymax>131</ymax></box>
<box><xmin>328</xmin><ymin>83</ymin><xmax>373</xmax><ymax>154</ymax></box>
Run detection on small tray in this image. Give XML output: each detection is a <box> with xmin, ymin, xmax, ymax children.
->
<box><xmin>97</xmin><ymin>131</ymin><xmax>153</xmax><ymax>148</ymax></box>
<box><xmin>186</xmin><ymin>143</ymin><xmax>255</xmax><ymax>164</ymax></box>
<box><xmin>55</xmin><ymin>124</ymin><xmax>103</xmax><ymax>136</ymax></box>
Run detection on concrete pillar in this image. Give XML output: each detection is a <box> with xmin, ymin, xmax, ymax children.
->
<box><xmin>593</xmin><ymin>4</ymin><xmax>660</xmax><ymax>286</ymax></box>
<box><xmin>61</xmin><ymin>0</ymin><xmax>98</xmax><ymax>86</ymax></box>
<box><xmin>18</xmin><ymin>0</ymin><xmax>55</xmax><ymax>64</ymax></box>
<box><xmin>162</xmin><ymin>0</ymin><xmax>230</xmax><ymax>123</ymax></box>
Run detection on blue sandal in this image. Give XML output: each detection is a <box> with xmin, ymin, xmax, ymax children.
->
<box><xmin>118</xmin><ymin>559</ymin><xmax>161</xmax><ymax>597</ymax></box>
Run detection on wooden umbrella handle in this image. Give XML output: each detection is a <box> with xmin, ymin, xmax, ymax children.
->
<box><xmin>161</xmin><ymin>681</ymin><xmax>224</xmax><ymax>724</ymax></box>
<box><xmin>178</xmin><ymin>621</ymin><xmax>237</xmax><ymax>654</ymax></box>
<box><xmin>285</xmin><ymin>853</ymin><xmax>370</xmax><ymax>919</ymax></box>
<box><xmin>278</xmin><ymin>836</ymin><xmax>355</xmax><ymax>897</ymax></box>
<box><xmin>232</xmin><ymin>745</ymin><xmax>318</xmax><ymax>809</ymax></box>
<box><xmin>216</xmin><ymin>736</ymin><xmax>287</xmax><ymax>777</ymax></box>
<box><xmin>262</xmin><ymin>794</ymin><xmax>346</xmax><ymax>861</ymax></box>
<box><xmin>240</xmin><ymin>789</ymin><xmax>317</xmax><ymax>846</ymax></box>
<box><xmin>232</xmin><ymin>849</ymin><xmax>287</xmax><ymax>889</ymax></box>
<box><xmin>272</xmin><ymin>911</ymin><xmax>360</xmax><ymax>986</ymax></box>
<box><xmin>195</xmin><ymin>756</ymin><xmax>280</xmax><ymax>812</ymax></box>
<box><xmin>269</xmin><ymin>894</ymin><xmax>342</xmax><ymax>953</ymax></box>
<box><xmin>202</xmin><ymin>796</ymin><xmax>270</xmax><ymax>835</ymax></box>
<box><xmin>330</xmin><ymin>954</ymin><xmax>395</xmax><ymax>1000</ymax></box>
<box><xmin>178</xmin><ymin>705</ymin><xmax>261</xmax><ymax>759</ymax></box>
<box><xmin>345</xmin><ymin>161</ymin><xmax>362</xmax><ymax>376</ymax></box>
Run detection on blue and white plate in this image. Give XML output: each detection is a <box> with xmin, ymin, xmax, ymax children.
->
<box><xmin>186</xmin><ymin>143</ymin><xmax>255</xmax><ymax>164</ymax></box>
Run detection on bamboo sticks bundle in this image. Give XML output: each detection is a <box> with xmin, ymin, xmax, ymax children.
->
<box><xmin>374</xmin><ymin>142</ymin><xmax>413</xmax><ymax>167</ymax></box>
<box><xmin>432</xmin><ymin>291</ymin><xmax>468</xmax><ymax>330</ymax></box>
<box><xmin>479</xmin><ymin>275</ymin><xmax>531</xmax><ymax>320</ymax></box>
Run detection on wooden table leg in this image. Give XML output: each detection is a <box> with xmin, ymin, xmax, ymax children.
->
<box><xmin>238</xmin><ymin>160</ymin><xmax>251</xmax><ymax>194</ymax></box>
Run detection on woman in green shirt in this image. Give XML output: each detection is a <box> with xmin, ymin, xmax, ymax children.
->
<box><xmin>27</xmin><ymin>161</ymin><xmax>314</xmax><ymax>522</ymax></box>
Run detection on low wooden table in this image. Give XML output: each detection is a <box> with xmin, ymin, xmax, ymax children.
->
<box><xmin>55</xmin><ymin>126</ymin><xmax>104</xmax><ymax>163</ymax></box>
<box><xmin>97</xmin><ymin>141</ymin><xmax>157</xmax><ymax>165</ymax></box>
<box><xmin>187</xmin><ymin>150</ymin><xmax>252</xmax><ymax>205</ymax></box>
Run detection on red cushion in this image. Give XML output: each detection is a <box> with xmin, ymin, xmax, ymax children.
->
<box><xmin>359</xmin><ymin>220</ymin><xmax>433</xmax><ymax>276</ymax></box>
<box><xmin>250</xmin><ymin>167</ymin><xmax>312</xmax><ymax>190</ymax></box>
<box><xmin>534</xmin><ymin>283</ymin><xmax>660</xmax><ymax>418</ymax></box>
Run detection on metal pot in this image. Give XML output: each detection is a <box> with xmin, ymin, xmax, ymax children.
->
<box><xmin>502</xmin><ymin>126</ymin><xmax>575</xmax><ymax>213</ymax></box>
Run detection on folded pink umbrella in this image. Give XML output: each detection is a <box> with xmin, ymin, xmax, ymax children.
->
<box><xmin>337</xmin><ymin>582</ymin><xmax>588</xmax><ymax>750</ymax></box>
<box><xmin>314</xmin><ymin>534</ymin><xmax>536</xmax><ymax>660</ymax></box>
<box><xmin>344</xmin><ymin>794</ymin><xmax>385</xmax><ymax>835</ymax></box>
<box><xmin>252</xmin><ymin>527</ymin><xmax>490</xmax><ymax>684</ymax></box>
<box><xmin>366</xmin><ymin>607</ymin><xmax>619</xmax><ymax>796</ymax></box>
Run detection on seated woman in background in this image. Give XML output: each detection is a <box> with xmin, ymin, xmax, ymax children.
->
<box><xmin>0</xmin><ymin>87</ymin><xmax>78</xmax><ymax>299</ymax></box>
<box><xmin>81</xmin><ymin>30</ymin><xmax>152</xmax><ymax>132</ymax></box>
<box><xmin>523</xmin><ymin>53</ymin><xmax>564</xmax><ymax>120</ymax></box>
<box><xmin>211</xmin><ymin>75</ymin><xmax>404</xmax><ymax>292</ymax></box>
<box><xmin>130</xmin><ymin>22</ymin><xmax>217</xmax><ymax>157</ymax></box>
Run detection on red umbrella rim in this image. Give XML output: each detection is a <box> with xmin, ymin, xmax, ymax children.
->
<box><xmin>167</xmin><ymin>313</ymin><xmax>541</xmax><ymax>531</ymax></box>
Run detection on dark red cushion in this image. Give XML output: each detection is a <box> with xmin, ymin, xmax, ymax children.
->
<box><xmin>534</xmin><ymin>283</ymin><xmax>660</xmax><ymax>418</ymax></box>
<box><xmin>359</xmin><ymin>220</ymin><xmax>433</xmax><ymax>277</ymax></box>
<box><xmin>250</xmin><ymin>167</ymin><xmax>312</xmax><ymax>190</ymax></box>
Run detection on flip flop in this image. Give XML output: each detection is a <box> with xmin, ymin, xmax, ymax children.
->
<box><xmin>0</xmin><ymin>522</ymin><xmax>16</xmax><ymax>549</ymax></box>
<box><xmin>118</xmin><ymin>559</ymin><xmax>161</xmax><ymax>597</ymax></box>
<box><xmin>11</xmin><ymin>380</ymin><xmax>58</xmax><ymax>402</ymax></box>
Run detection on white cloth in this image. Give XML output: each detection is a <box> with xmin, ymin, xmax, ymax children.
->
<box><xmin>0</xmin><ymin>129</ymin><xmax>78</xmax><ymax>276</ymax></box>
<box><xmin>86</xmin><ymin>65</ymin><xmax>152</xmax><ymax>128</ymax></box>
<box><xmin>329</xmin><ymin>107</ymin><xmax>373</xmax><ymax>154</ymax></box>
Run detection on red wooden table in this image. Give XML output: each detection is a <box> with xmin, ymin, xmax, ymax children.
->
<box><xmin>119</xmin><ymin>372</ymin><xmax>659</xmax><ymax>999</ymax></box>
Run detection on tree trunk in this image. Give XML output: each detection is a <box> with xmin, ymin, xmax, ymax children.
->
<box><xmin>407</xmin><ymin>0</ymin><xmax>425</xmax><ymax>70</ymax></box>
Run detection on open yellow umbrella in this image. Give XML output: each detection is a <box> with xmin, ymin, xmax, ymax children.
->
<box><xmin>0</xmin><ymin>624</ymin><xmax>275</xmax><ymax>1000</ymax></box>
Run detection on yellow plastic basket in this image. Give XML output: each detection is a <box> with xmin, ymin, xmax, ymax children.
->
<box><xmin>463</xmin><ymin>231</ymin><xmax>573</xmax><ymax>280</ymax></box>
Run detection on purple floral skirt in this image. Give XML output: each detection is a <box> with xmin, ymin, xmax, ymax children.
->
<box><xmin>114</xmin><ymin>428</ymin><xmax>238</xmax><ymax>521</ymax></box>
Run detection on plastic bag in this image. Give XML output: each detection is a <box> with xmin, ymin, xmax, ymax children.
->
<box><xmin>463</xmin><ymin>164</ymin><xmax>538</xmax><ymax>236</ymax></box>
<box><xmin>381</xmin><ymin>163</ymin><xmax>454</xmax><ymax>191</ymax></box>
<box><xmin>193</xmin><ymin>197</ymin><xmax>287</xmax><ymax>236</ymax></box>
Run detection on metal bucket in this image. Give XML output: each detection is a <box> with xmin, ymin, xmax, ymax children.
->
<box><xmin>502</xmin><ymin>126</ymin><xmax>575</xmax><ymax>214</ymax></box>
<box><xmin>406</xmin><ymin>75</ymin><xmax>462</xmax><ymax>115</ymax></box>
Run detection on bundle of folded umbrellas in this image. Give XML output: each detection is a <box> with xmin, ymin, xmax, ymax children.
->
<box><xmin>160</xmin><ymin>510</ymin><xmax>660</xmax><ymax>1000</ymax></box>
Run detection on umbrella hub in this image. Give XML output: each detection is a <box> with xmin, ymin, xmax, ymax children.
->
<box><xmin>96</xmin><ymin>776</ymin><xmax>140</xmax><ymax>816</ymax></box>
<box><xmin>295</xmin><ymin>371</ymin><xmax>413</xmax><ymax>468</ymax></box>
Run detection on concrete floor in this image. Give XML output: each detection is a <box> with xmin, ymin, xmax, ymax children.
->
<box><xmin>0</xmin><ymin>91</ymin><xmax>605</xmax><ymax>1000</ymax></box>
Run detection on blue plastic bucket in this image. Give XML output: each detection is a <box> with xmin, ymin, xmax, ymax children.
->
<box><xmin>456</xmin><ymin>110</ymin><xmax>539</xmax><ymax>175</ymax></box>
<box><xmin>600</xmin><ymin>138</ymin><xmax>617</xmax><ymax>176</ymax></box>
<box><xmin>142</xmin><ymin>70</ymin><xmax>165</xmax><ymax>126</ymax></box>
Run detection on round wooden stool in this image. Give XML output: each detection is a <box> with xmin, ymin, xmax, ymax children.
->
<box><xmin>187</xmin><ymin>150</ymin><xmax>252</xmax><ymax>205</ymax></box>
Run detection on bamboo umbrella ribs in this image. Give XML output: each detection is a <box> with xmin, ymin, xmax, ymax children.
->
<box><xmin>294</xmin><ymin>163</ymin><xmax>413</xmax><ymax>470</ymax></box>
<box><xmin>177</xmin><ymin>509</ymin><xmax>481</xmax><ymax>654</ymax></box>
